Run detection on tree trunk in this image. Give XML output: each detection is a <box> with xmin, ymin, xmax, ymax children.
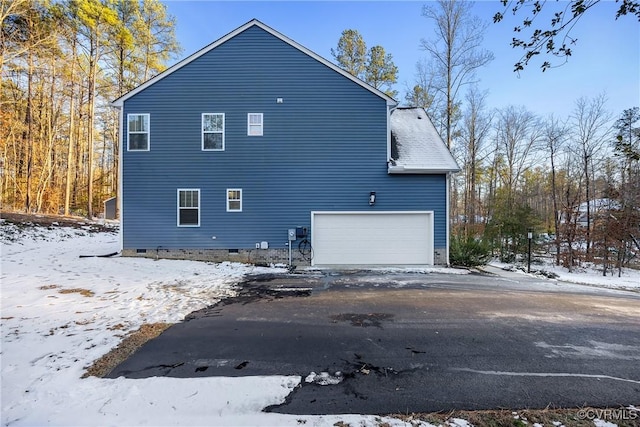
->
<box><xmin>584</xmin><ymin>154</ymin><xmax>591</xmax><ymax>258</ymax></box>
<box><xmin>86</xmin><ymin>39</ymin><xmax>97</xmax><ymax>219</ymax></box>
<box><xmin>65</xmin><ymin>39</ymin><xmax>78</xmax><ymax>216</ymax></box>
<box><xmin>24</xmin><ymin>49</ymin><xmax>34</xmax><ymax>213</ymax></box>
<box><xmin>65</xmin><ymin>86</ymin><xmax>75</xmax><ymax>216</ymax></box>
<box><xmin>550</xmin><ymin>143</ymin><xmax>561</xmax><ymax>265</ymax></box>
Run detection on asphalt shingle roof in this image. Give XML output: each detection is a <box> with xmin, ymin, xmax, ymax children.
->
<box><xmin>390</xmin><ymin>107</ymin><xmax>460</xmax><ymax>173</ymax></box>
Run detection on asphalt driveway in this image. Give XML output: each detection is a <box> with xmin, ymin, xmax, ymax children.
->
<box><xmin>107</xmin><ymin>269</ymin><xmax>640</xmax><ymax>414</ymax></box>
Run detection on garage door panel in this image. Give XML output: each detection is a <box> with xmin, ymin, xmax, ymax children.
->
<box><xmin>312</xmin><ymin>212</ymin><xmax>433</xmax><ymax>265</ymax></box>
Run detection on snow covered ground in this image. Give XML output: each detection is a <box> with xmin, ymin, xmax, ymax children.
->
<box><xmin>0</xmin><ymin>220</ymin><xmax>439</xmax><ymax>426</ymax></box>
<box><xmin>1</xmin><ymin>219</ymin><xmax>636</xmax><ymax>426</ymax></box>
<box><xmin>489</xmin><ymin>260</ymin><xmax>640</xmax><ymax>292</ymax></box>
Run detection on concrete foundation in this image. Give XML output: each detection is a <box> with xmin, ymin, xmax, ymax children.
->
<box><xmin>122</xmin><ymin>246</ymin><xmax>449</xmax><ymax>266</ymax></box>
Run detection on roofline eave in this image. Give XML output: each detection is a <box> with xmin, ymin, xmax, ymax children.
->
<box><xmin>111</xmin><ymin>19</ymin><xmax>397</xmax><ymax>107</ymax></box>
<box><xmin>388</xmin><ymin>165</ymin><xmax>461</xmax><ymax>174</ymax></box>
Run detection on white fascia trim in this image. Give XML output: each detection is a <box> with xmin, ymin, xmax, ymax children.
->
<box><xmin>388</xmin><ymin>165</ymin><xmax>461</xmax><ymax>174</ymax></box>
<box><xmin>116</xmin><ymin>105</ymin><xmax>123</xmax><ymax>251</ymax></box>
<box><xmin>111</xmin><ymin>19</ymin><xmax>398</xmax><ymax>108</ymax></box>
<box><xmin>386</xmin><ymin>105</ymin><xmax>393</xmax><ymax>162</ymax></box>
<box><xmin>312</xmin><ymin>210</ymin><xmax>434</xmax><ymax>215</ymax></box>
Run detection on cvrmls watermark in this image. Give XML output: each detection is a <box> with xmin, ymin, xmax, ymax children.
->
<box><xmin>577</xmin><ymin>408</ymin><xmax>638</xmax><ymax>421</ymax></box>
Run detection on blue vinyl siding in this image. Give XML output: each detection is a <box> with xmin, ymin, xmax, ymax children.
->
<box><xmin>122</xmin><ymin>25</ymin><xmax>448</xmax><ymax>250</ymax></box>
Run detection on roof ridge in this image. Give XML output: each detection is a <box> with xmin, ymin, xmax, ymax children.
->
<box><xmin>112</xmin><ymin>19</ymin><xmax>396</xmax><ymax>107</ymax></box>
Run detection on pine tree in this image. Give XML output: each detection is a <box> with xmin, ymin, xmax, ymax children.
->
<box><xmin>364</xmin><ymin>45</ymin><xmax>398</xmax><ymax>98</ymax></box>
<box><xmin>331</xmin><ymin>29</ymin><xmax>366</xmax><ymax>79</ymax></box>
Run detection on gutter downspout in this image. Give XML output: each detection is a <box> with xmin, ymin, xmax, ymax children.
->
<box><xmin>387</xmin><ymin>103</ymin><xmax>397</xmax><ymax>164</ymax></box>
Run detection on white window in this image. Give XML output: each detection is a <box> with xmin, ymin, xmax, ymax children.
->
<box><xmin>177</xmin><ymin>189</ymin><xmax>200</xmax><ymax>227</ymax></box>
<box><xmin>227</xmin><ymin>189</ymin><xmax>242</xmax><ymax>212</ymax></box>
<box><xmin>202</xmin><ymin>113</ymin><xmax>225</xmax><ymax>150</ymax></box>
<box><xmin>247</xmin><ymin>113</ymin><xmax>263</xmax><ymax>136</ymax></box>
<box><xmin>128</xmin><ymin>114</ymin><xmax>150</xmax><ymax>151</ymax></box>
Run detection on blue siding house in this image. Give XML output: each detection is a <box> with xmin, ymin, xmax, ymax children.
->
<box><xmin>112</xmin><ymin>20</ymin><xmax>459</xmax><ymax>266</ymax></box>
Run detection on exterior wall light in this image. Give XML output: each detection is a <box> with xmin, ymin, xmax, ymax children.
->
<box><xmin>369</xmin><ymin>191</ymin><xmax>376</xmax><ymax>206</ymax></box>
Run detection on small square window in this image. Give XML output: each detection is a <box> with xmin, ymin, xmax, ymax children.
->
<box><xmin>128</xmin><ymin>114</ymin><xmax>149</xmax><ymax>151</ymax></box>
<box><xmin>247</xmin><ymin>113</ymin><xmax>263</xmax><ymax>136</ymax></box>
<box><xmin>202</xmin><ymin>113</ymin><xmax>225</xmax><ymax>150</ymax></box>
<box><xmin>227</xmin><ymin>189</ymin><xmax>242</xmax><ymax>212</ymax></box>
<box><xmin>178</xmin><ymin>189</ymin><xmax>200</xmax><ymax>226</ymax></box>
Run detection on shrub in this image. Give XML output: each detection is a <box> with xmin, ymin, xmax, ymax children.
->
<box><xmin>450</xmin><ymin>233</ymin><xmax>491</xmax><ymax>267</ymax></box>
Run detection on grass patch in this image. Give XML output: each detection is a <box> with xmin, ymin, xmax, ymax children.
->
<box><xmin>82</xmin><ymin>322</ymin><xmax>172</xmax><ymax>378</ymax></box>
<box><xmin>58</xmin><ymin>288</ymin><xmax>95</xmax><ymax>297</ymax></box>
<box><xmin>392</xmin><ymin>407</ymin><xmax>639</xmax><ymax>427</ymax></box>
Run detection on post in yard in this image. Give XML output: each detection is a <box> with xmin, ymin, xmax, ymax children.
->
<box><xmin>527</xmin><ymin>228</ymin><xmax>533</xmax><ymax>273</ymax></box>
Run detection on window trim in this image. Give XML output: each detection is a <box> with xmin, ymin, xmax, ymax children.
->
<box><xmin>202</xmin><ymin>113</ymin><xmax>225</xmax><ymax>151</ymax></box>
<box><xmin>247</xmin><ymin>113</ymin><xmax>263</xmax><ymax>136</ymax></box>
<box><xmin>177</xmin><ymin>188</ymin><xmax>200</xmax><ymax>227</ymax></box>
<box><xmin>226</xmin><ymin>188</ymin><xmax>243</xmax><ymax>212</ymax></box>
<box><xmin>127</xmin><ymin>113</ymin><xmax>150</xmax><ymax>151</ymax></box>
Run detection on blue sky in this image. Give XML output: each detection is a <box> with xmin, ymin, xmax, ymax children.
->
<box><xmin>162</xmin><ymin>1</ymin><xmax>639</xmax><ymax>119</ymax></box>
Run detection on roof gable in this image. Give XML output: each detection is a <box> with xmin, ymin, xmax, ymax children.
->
<box><xmin>389</xmin><ymin>107</ymin><xmax>460</xmax><ymax>174</ymax></box>
<box><xmin>112</xmin><ymin>19</ymin><xmax>396</xmax><ymax>107</ymax></box>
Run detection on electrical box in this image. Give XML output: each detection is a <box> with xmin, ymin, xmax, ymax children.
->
<box><xmin>260</xmin><ymin>241</ymin><xmax>269</xmax><ymax>249</ymax></box>
<box><xmin>287</xmin><ymin>229</ymin><xmax>296</xmax><ymax>241</ymax></box>
<box><xmin>296</xmin><ymin>226</ymin><xmax>307</xmax><ymax>238</ymax></box>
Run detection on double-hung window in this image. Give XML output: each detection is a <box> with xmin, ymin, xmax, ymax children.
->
<box><xmin>227</xmin><ymin>189</ymin><xmax>242</xmax><ymax>212</ymax></box>
<box><xmin>128</xmin><ymin>114</ymin><xmax>150</xmax><ymax>151</ymax></box>
<box><xmin>202</xmin><ymin>113</ymin><xmax>225</xmax><ymax>150</ymax></box>
<box><xmin>177</xmin><ymin>189</ymin><xmax>200</xmax><ymax>227</ymax></box>
<box><xmin>247</xmin><ymin>113</ymin><xmax>263</xmax><ymax>136</ymax></box>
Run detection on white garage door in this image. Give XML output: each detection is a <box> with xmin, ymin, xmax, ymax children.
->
<box><xmin>311</xmin><ymin>211</ymin><xmax>433</xmax><ymax>266</ymax></box>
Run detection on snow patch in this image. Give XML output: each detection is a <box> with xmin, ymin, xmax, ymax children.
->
<box><xmin>490</xmin><ymin>260</ymin><xmax>640</xmax><ymax>292</ymax></box>
<box><xmin>304</xmin><ymin>371</ymin><xmax>344</xmax><ymax>386</ymax></box>
<box><xmin>593</xmin><ymin>420</ymin><xmax>618</xmax><ymax>427</ymax></box>
<box><xmin>446</xmin><ymin>418</ymin><xmax>474</xmax><ymax>427</ymax></box>
<box><xmin>390</xmin><ymin>107</ymin><xmax>459</xmax><ymax>172</ymax></box>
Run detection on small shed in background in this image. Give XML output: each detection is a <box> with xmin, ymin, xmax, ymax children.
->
<box><xmin>104</xmin><ymin>197</ymin><xmax>117</xmax><ymax>220</ymax></box>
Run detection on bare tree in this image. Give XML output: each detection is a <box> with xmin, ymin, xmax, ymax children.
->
<box><xmin>611</xmin><ymin>107</ymin><xmax>640</xmax><ymax>274</ymax></box>
<box><xmin>542</xmin><ymin>114</ymin><xmax>569</xmax><ymax>265</ymax></box>
<box><xmin>420</xmin><ymin>0</ymin><xmax>494</xmax><ymax>149</ymax></box>
<box><xmin>459</xmin><ymin>86</ymin><xmax>493</xmax><ymax>233</ymax></box>
<box><xmin>404</xmin><ymin>58</ymin><xmax>444</xmax><ymax>131</ymax></box>
<box><xmin>494</xmin><ymin>0</ymin><xmax>640</xmax><ymax>72</ymax></box>
<box><xmin>569</xmin><ymin>94</ymin><xmax>612</xmax><ymax>258</ymax></box>
<box><xmin>495</xmin><ymin>105</ymin><xmax>543</xmax><ymax>205</ymax></box>
<box><xmin>558</xmin><ymin>154</ymin><xmax>584</xmax><ymax>272</ymax></box>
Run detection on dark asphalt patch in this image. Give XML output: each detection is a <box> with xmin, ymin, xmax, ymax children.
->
<box><xmin>185</xmin><ymin>275</ymin><xmax>312</xmax><ymax>321</ymax></box>
<box><xmin>106</xmin><ymin>273</ymin><xmax>640</xmax><ymax>415</ymax></box>
<box><xmin>329</xmin><ymin>312</ymin><xmax>394</xmax><ymax>328</ymax></box>
<box><xmin>235</xmin><ymin>361</ymin><xmax>249</xmax><ymax>370</ymax></box>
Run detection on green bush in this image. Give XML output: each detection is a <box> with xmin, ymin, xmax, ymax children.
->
<box><xmin>450</xmin><ymin>233</ymin><xmax>491</xmax><ymax>267</ymax></box>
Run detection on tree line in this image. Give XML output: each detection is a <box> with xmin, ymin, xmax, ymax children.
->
<box><xmin>332</xmin><ymin>0</ymin><xmax>639</xmax><ymax>273</ymax></box>
<box><xmin>1</xmin><ymin>0</ymin><xmax>180</xmax><ymax>217</ymax></box>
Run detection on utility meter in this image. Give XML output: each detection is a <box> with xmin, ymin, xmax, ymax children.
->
<box><xmin>287</xmin><ymin>228</ymin><xmax>296</xmax><ymax>241</ymax></box>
